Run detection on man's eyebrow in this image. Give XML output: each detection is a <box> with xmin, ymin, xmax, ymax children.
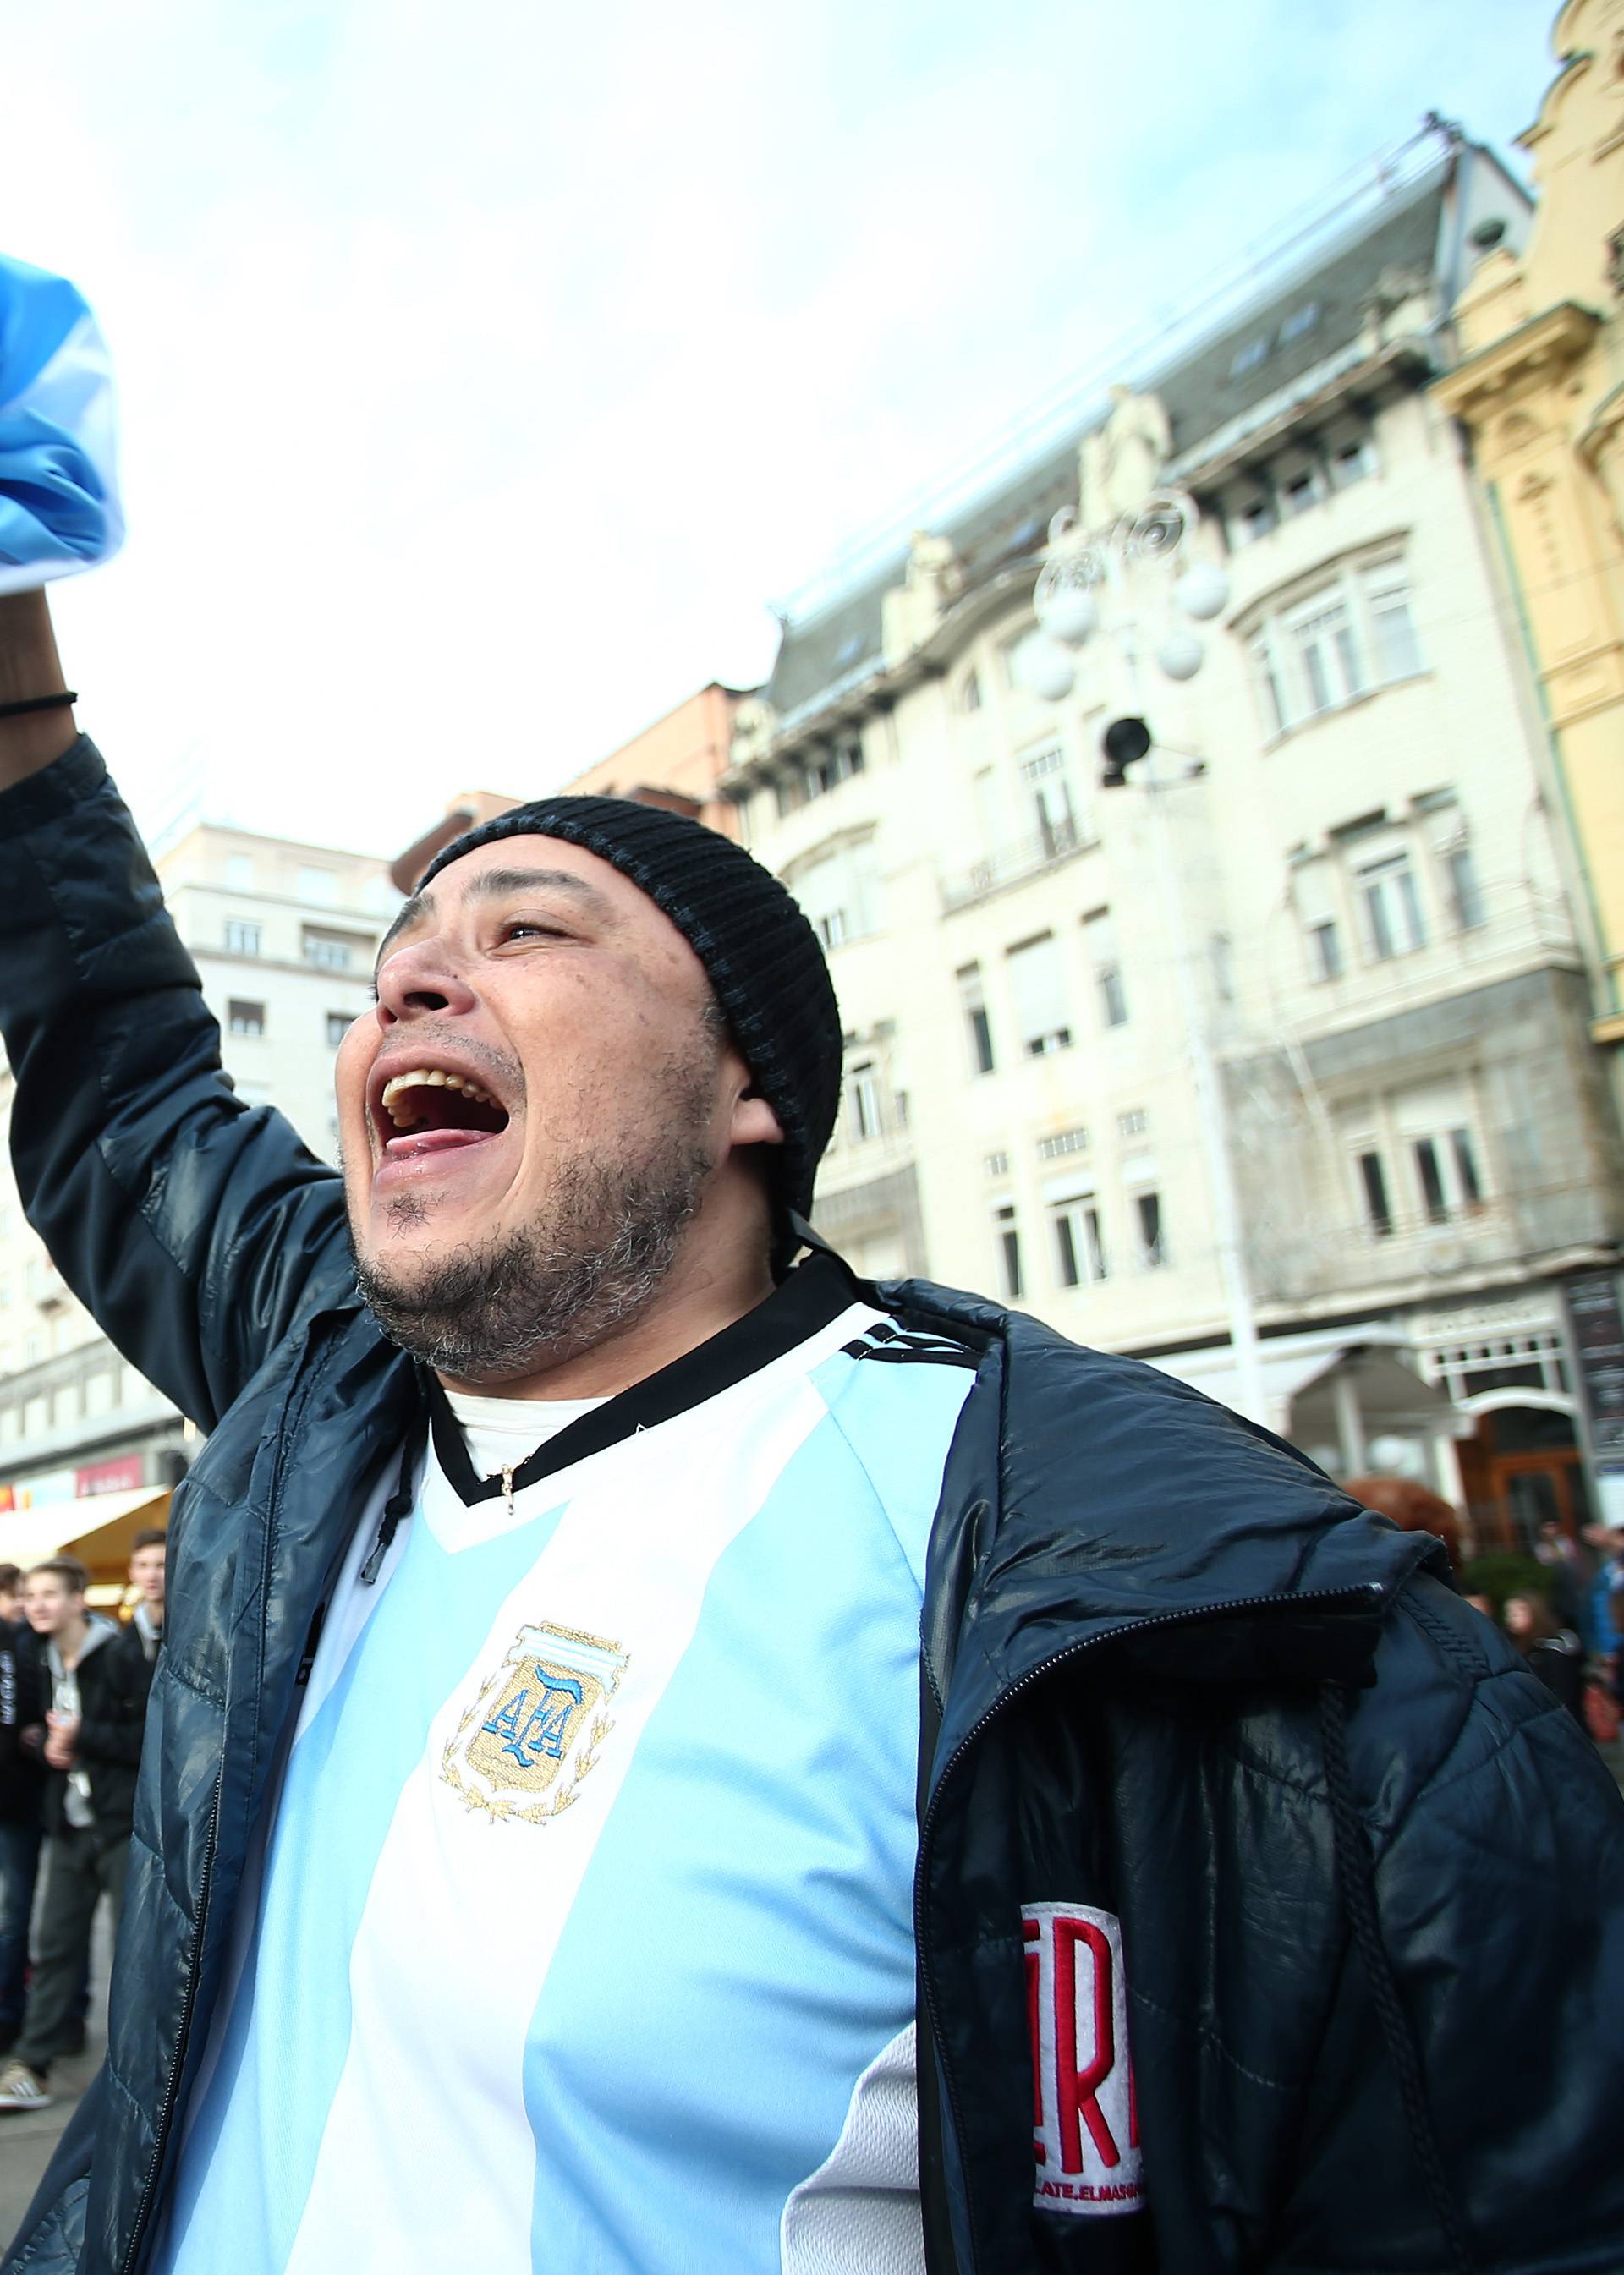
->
<box><xmin>462</xmin><ymin>866</ymin><xmax>617</xmax><ymax>919</ymax></box>
<box><xmin>373</xmin><ymin>867</ymin><xmax>616</xmax><ymax>977</ymax></box>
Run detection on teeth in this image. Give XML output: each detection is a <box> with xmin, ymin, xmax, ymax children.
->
<box><xmin>379</xmin><ymin>1068</ymin><xmax>500</xmax><ymax>1128</ymax></box>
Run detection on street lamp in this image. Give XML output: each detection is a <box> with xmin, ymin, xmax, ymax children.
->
<box><xmin>1026</xmin><ymin>493</ymin><xmax>1269</xmax><ymax>1427</ymax></box>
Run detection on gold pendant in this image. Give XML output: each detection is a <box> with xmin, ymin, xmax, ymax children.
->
<box><xmin>502</xmin><ymin>1463</ymin><xmax>516</xmax><ymax>1520</ymax></box>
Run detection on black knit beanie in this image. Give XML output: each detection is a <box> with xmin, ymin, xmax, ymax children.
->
<box><xmin>417</xmin><ymin>798</ymin><xmax>842</xmax><ymax>1263</ymax></box>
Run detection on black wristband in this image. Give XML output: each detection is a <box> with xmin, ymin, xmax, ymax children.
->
<box><xmin>0</xmin><ymin>691</ymin><xmax>77</xmax><ymax>721</ymax></box>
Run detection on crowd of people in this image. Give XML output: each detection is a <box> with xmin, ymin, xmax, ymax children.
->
<box><xmin>1459</xmin><ymin>1518</ymin><xmax>1624</xmax><ymax>1741</ymax></box>
<box><xmin>0</xmin><ymin>1532</ymin><xmax>166</xmax><ymax>2111</ymax></box>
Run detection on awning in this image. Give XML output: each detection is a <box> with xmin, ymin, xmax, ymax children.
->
<box><xmin>0</xmin><ymin>1486</ymin><xmax>172</xmax><ymax>1576</ymax></box>
<box><xmin>1149</xmin><ymin>1325</ymin><xmax>1469</xmax><ymax>1460</ymax></box>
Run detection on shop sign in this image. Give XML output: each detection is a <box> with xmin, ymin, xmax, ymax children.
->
<box><xmin>75</xmin><ymin>1455</ymin><xmax>145</xmax><ymax>1497</ymax></box>
<box><xmin>1565</xmin><ymin>1270</ymin><xmax>1624</xmax><ymax>1459</ymax></box>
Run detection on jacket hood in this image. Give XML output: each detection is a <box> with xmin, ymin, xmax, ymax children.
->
<box><xmin>883</xmin><ymin>1279</ymin><xmax>1446</xmax><ymax>1741</ymax></box>
<box><xmin>46</xmin><ymin>1615</ymin><xmax>116</xmax><ymax>1680</ymax></box>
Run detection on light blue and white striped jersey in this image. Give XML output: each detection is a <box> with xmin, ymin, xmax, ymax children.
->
<box><xmin>154</xmin><ymin>1258</ymin><xmax>979</xmax><ymax>2275</ymax></box>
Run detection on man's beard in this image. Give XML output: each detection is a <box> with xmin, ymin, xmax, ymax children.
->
<box><xmin>349</xmin><ymin>1073</ymin><xmax>718</xmax><ymax>1384</ymax></box>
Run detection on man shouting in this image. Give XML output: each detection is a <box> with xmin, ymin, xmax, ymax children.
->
<box><xmin>0</xmin><ymin>282</ymin><xmax>1621</xmax><ymax>2275</ymax></box>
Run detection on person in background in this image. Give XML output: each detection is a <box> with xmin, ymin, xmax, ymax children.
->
<box><xmin>0</xmin><ymin>1568</ymin><xmax>45</xmax><ymax>2053</ymax></box>
<box><xmin>0</xmin><ymin>1559</ymin><xmax>154</xmax><ymax>2112</ymax></box>
<box><xmin>1583</xmin><ymin>1530</ymin><xmax>1624</xmax><ymax>1700</ymax></box>
<box><xmin>1503</xmin><ymin>1592</ymin><xmax>1586</xmax><ymax>1727</ymax></box>
<box><xmin>123</xmin><ymin>1531</ymin><xmax>166</xmax><ymax>1663</ymax></box>
<box><xmin>1533</xmin><ymin>1516</ymin><xmax>1588</xmax><ymax>1631</ymax></box>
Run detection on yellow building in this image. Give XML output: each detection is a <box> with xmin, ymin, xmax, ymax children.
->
<box><xmin>1434</xmin><ymin>0</ymin><xmax>1624</xmax><ymax>1063</ymax></box>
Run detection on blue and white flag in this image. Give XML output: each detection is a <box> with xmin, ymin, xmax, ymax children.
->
<box><xmin>0</xmin><ymin>254</ymin><xmax>123</xmax><ymax>593</ymax></box>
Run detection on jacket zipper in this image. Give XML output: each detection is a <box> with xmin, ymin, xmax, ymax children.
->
<box><xmin>118</xmin><ymin>1350</ymin><xmax>336</xmax><ymax>2275</ymax></box>
<box><xmin>913</xmin><ymin>1578</ymin><xmax>1386</xmax><ymax>2274</ymax></box>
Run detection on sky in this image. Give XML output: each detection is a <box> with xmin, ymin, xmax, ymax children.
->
<box><xmin>2</xmin><ymin>0</ymin><xmax>1554</xmax><ymax>858</ymax></box>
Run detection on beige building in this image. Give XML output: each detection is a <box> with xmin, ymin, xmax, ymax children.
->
<box><xmin>723</xmin><ymin>133</ymin><xmax>1624</xmax><ymax>1546</ymax></box>
<box><xmin>0</xmin><ymin>821</ymin><xmax>392</xmax><ymax>1524</ymax></box>
<box><xmin>389</xmin><ymin>683</ymin><xmax>749</xmax><ymax>896</ymax></box>
<box><xmin>1433</xmin><ymin>0</ymin><xmax>1624</xmax><ymax>1071</ymax></box>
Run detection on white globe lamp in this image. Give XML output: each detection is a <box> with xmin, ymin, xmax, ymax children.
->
<box><xmin>1174</xmin><ymin>560</ymin><xmax>1230</xmax><ymax>622</ymax></box>
<box><xmin>1156</xmin><ymin>628</ymin><xmax>1204</xmax><ymax>682</ymax></box>
<box><xmin>1034</xmin><ymin>579</ymin><xmax>1100</xmax><ymax>647</ymax></box>
<box><xmin>1023</xmin><ymin>639</ymin><xmax>1078</xmax><ymax>702</ymax></box>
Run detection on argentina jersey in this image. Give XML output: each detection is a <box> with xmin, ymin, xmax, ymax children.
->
<box><xmin>153</xmin><ymin>1254</ymin><xmax>980</xmax><ymax>2275</ymax></box>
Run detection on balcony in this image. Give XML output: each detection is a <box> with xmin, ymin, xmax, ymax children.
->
<box><xmin>1267</xmin><ymin>879</ymin><xmax>1579</xmax><ymax>1042</ymax></box>
<box><xmin>940</xmin><ymin>816</ymin><xmax>1098</xmax><ymax>914</ymax></box>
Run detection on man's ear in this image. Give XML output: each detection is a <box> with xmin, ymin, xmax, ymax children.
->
<box><xmin>719</xmin><ymin>1043</ymin><xmax>785</xmax><ymax>1151</ymax></box>
<box><xmin>730</xmin><ymin>1085</ymin><xmax>785</xmax><ymax>1150</ymax></box>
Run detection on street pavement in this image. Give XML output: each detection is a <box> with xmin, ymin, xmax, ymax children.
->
<box><xmin>0</xmin><ymin>1908</ymin><xmax>111</xmax><ymax>2252</ymax></box>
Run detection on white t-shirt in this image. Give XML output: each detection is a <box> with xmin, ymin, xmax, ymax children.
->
<box><xmin>155</xmin><ymin>1257</ymin><xmax>979</xmax><ymax>2275</ymax></box>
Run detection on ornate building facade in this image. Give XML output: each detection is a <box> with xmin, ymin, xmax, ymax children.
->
<box><xmin>721</xmin><ymin>132</ymin><xmax>1624</xmax><ymax>1547</ymax></box>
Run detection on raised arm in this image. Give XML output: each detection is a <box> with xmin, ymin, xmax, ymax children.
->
<box><xmin>0</xmin><ymin>589</ymin><xmax>354</xmax><ymax>1431</ymax></box>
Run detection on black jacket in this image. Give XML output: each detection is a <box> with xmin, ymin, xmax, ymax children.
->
<box><xmin>0</xmin><ymin>1620</ymin><xmax>46</xmax><ymax>1828</ymax></box>
<box><xmin>3</xmin><ymin>740</ymin><xmax>1621</xmax><ymax>2275</ymax></box>
<box><xmin>36</xmin><ymin>1619</ymin><xmax>154</xmax><ymax>1847</ymax></box>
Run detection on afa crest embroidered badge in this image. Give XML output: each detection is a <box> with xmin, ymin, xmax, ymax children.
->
<box><xmin>440</xmin><ymin>1622</ymin><xmax>629</xmax><ymax>1825</ymax></box>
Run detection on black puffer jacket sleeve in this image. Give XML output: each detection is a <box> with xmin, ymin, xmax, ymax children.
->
<box><xmin>0</xmin><ymin>737</ymin><xmax>352</xmax><ymax>1429</ymax></box>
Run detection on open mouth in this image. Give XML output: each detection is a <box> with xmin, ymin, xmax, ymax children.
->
<box><xmin>374</xmin><ymin>1067</ymin><xmax>511</xmax><ymax>1159</ymax></box>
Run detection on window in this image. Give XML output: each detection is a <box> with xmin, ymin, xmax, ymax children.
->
<box><xmin>228</xmin><ymin>999</ymin><xmax>266</xmax><ymax>1038</ymax></box>
<box><xmin>1083</xmin><ymin>909</ymin><xmax>1126</xmax><ymax>1028</ymax></box>
<box><xmin>1280</xmin><ymin>466</ymin><xmax>1322</xmax><ymax>519</ymax></box>
<box><xmin>1287</xmin><ymin>593</ymin><xmax>1363</xmax><ymax>712</ymax></box>
<box><xmin>1037</xmin><ymin>1127</ymin><xmax>1089</xmax><ymax>1162</ymax></box>
<box><xmin>994</xmin><ymin>1203</ymin><xmax>1023</xmax><ymax>1301</ymax></box>
<box><xmin>1229</xmin><ymin>335</ymin><xmax>1270</xmax><ymax>378</ymax></box>
<box><xmin>1446</xmin><ymin>844</ymin><xmax>1486</xmax><ymax>931</ymax></box>
<box><xmin>806</xmin><ymin>738</ymin><xmax>864</xmax><ymax>800</ymax></box>
<box><xmin>224</xmin><ymin>852</ymin><xmax>255</xmax><ymax>891</ymax></box>
<box><xmin>959</xmin><ymin>670</ymin><xmax>983</xmax><ymax>714</ymax></box>
<box><xmin>1116</xmin><ymin>1108</ymin><xmax>1148</xmax><ymax>1139</ymax></box>
<box><xmin>297</xmin><ymin>865</ymin><xmax>338</xmax><ymax>907</ymax></box>
<box><xmin>1135</xmin><ymin>1192</ymin><xmax>1166</xmax><ymax>1269</ymax></box>
<box><xmin>1019</xmin><ymin>746</ymin><xmax>1078</xmax><ymax>856</ymax></box>
<box><xmin>1251</xmin><ymin>634</ymin><xmax>1287</xmax><ymax>735</ymax></box>
<box><xmin>1396</xmin><ymin>1084</ymin><xmax>1487</xmax><ymax>1223</ymax></box>
<box><xmin>1363</xmin><ymin>564</ymin><xmax>1423</xmax><ymax>682</ymax></box>
<box><xmin>790</xmin><ymin>841</ymin><xmax>880</xmax><ymax>952</ymax></box>
<box><xmin>1051</xmin><ymin>1192</ymin><xmax>1108</xmax><ymax>1288</ymax></box>
<box><xmin>326</xmin><ymin>1011</ymin><xmax>351</xmax><ymax>1048</ymax></box>
<box><xmin>1331</xmin><ymin>436</ymin><xmax>1377</xmax><ymax>489</ymax></box>
<box><xmin>303</xmin><ymin>928</ymin><xmax>355</xmax><ymax>970</ymax></box>
<box><xmin>1007</xmin><ymin>935</ymin><xmax>1072</xmax><ymax>1057</ymax></box>
<box><xmin>848</xmin><ymin>1062</ymin><xmax>881</xmax><ymax>1144</ymax></box>
<box><xmin>984</xmin><ymin>1151</ymin><xmax>1010</xmax><ymax>1178</ymax></box>
<box><xmin>1358</xmin><ymin>1150</ymin><xmax>1393</xmax><ymax>1237</ymax></box>
<box><xmin>225</xmin><ymin>919</ymin><xmax>261</xmax><ymax>957</ymax></box>
<box><xmin>1209</xmin><ymin>932</ymin><xmax>1236</xmax><ymax>1005</ymax></box>
<box><xmin>957</xmin><ymin>964</ymin><xmax>996</xmax><ymax>1076</ymax></box>
<box><xmin>85</xmin><ymin>1369</ymin><xmax>115</xmax><ymax>1418</ymax></box>
<box><xmin>1292</xmin><ymin>858</ymin><xmax>1345</xmax><ymax>982</ymax></box>
<box><xmin>1356</xmin><ymin>851</ymin><xmax>1426</xmax><ymax>960</ymax></box>
<box><xmin>1234</xmin><ymin>495</ymin><xmax>1276</xmax><ymax>546</ymax></box>
<box><xmin>1309</xmin><ymin>921</ymin><xmax>1343</xmax><ymax>982</ymax></box>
